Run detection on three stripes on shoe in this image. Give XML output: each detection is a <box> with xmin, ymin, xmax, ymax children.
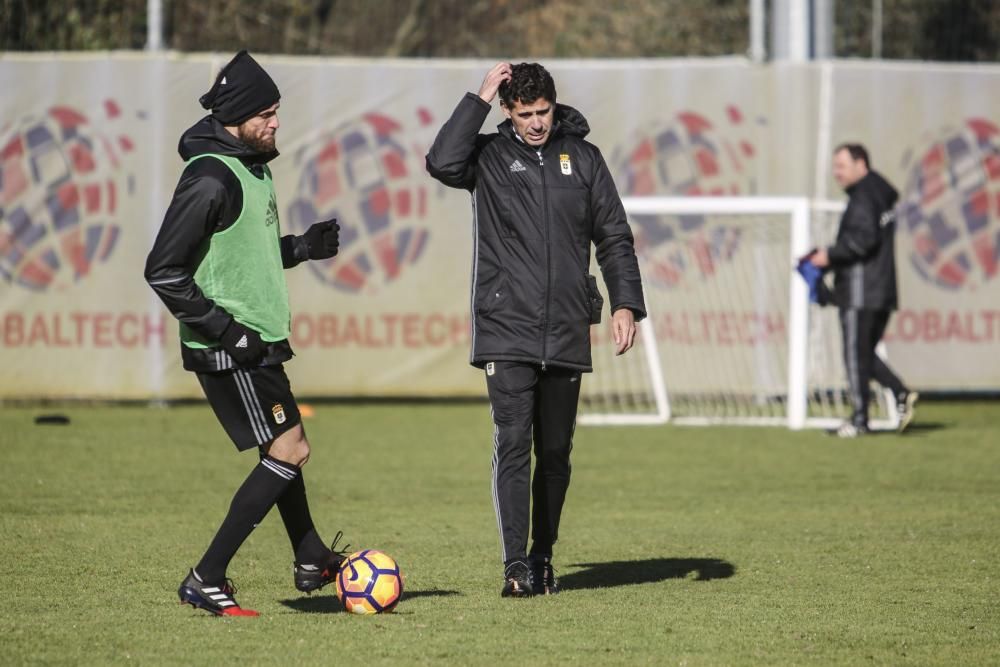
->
<box><xmin>200</xmin><ymin>583</ymin><xmax>238</xmax><ymax>611</ymax></box>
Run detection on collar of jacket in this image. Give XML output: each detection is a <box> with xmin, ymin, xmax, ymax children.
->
<box><xmin>844</xmin><ymin>169</ymin><xmax>898</xmax><ymax>204</ymax></box>
<box><xmin>844</xmin><ymin>172</ymin><xmax>870</xmax><ymax>197</ymax></box>
<box><xmin>496</xmin><ymin>102</ymin><xmax>591</xmax><ymax>152</ymax></box>
<box><xmin>177</xmin><ymin>114</ymin><xmax>279</xmax><ymax>169</ymax></box>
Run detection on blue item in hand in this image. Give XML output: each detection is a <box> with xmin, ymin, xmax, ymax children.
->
<box><xmin>796</xmin><ymin>259</ymin><xmax>823</xmax><ymax>303</ymax></box>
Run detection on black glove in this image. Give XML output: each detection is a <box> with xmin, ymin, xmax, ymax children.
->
<box><xmin>816</xmin><ymin>281</ymin><xmax>835</xmax><ymax>308</ymax></box>
<box><xmin>302</xmin><ymin>219</ymin><xmax>340</xmax><ymax>260</ymax></box>
<box><xmin>220</xmin><ymin>320</ymin><xmax>267</xmax><ymax>367</ymax></box>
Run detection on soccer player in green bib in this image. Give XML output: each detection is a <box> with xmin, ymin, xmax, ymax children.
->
<box><xmin>146</xmin><ymin>51</ymin><xmax>345</xmax><ymax>617</ymax></box>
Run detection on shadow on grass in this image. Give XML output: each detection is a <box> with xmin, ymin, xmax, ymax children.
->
<box><xmin>279</xmin><ymin>588</ymin><xmax>460</xmax><ymax>614</ymax></box>
<box><xmin>855</xmin><ymin>422</ymin><xmax>948</xmax><ymax>437</ymax></box>
<box><xmin>402</xmin><ymin>588</ymin><xmax>461</xmax><ymax>600</ymax></box>
<box><xmin>280</xmin><ymin>596</ymin><xmax>345</xmax><ymax>614</ymax></box>
<box><xmin>898</xmin><ymin>422</ymin><xmax>948</xmax><ymax>434</ymax></box>
<box><xmin>560</xmin><ymin>558</ymin><xmax>735</xmax><ymax>590</ymax></box>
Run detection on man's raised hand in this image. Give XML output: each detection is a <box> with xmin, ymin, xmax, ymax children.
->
<box><xmin>478</xmin><ymin>62</ymin><xmax>512</xmax><ymax>104</ymax></box>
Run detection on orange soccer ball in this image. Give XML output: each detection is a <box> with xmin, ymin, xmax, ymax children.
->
<box><xmin>335</xmin><ymin>550</ymin><xmax>403</xmax><ymax>615</ymax></box>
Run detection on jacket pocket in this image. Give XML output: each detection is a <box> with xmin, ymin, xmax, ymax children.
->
<box><xmin>477</xmin><ymin>270</ymin><xmax>510</xmax><ymax>317</ymax></box>
<box><xmin>586</xmin><ymin>274</ymin><xmax>604</xmax><ymax>324</ymax></box>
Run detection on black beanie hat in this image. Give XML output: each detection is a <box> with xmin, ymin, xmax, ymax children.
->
<box><xmin>199</xmin><ymin>50</ymin><xmax>280</xmax><ymax>125</ymax></box>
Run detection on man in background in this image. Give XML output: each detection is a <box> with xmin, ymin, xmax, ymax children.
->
<box><xmin>805</xmin><ymin>143</ymin><xmax>917</xmax><ymax>437</ymax></box>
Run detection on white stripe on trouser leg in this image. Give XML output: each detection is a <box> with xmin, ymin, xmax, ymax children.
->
<box><xmin>261</xmin><ymin>458</ymin><xmax>296</xmax><ymax>480</ymax></box>
<box><xmin>490</xmin><ymin>408</ymin><xmax>508</xmax><ymax>563</ymax></box>
<box><xmin>233</xmin><ymin>371</ymin><xmax>268</xmax><ymax>445</ymax></box>
<box><xmin>845</xmin><ymin>310</ymin><xmax>863</xmax><ymax>414</ymax></box>
<box><xmin>238</xmin><ymin>370</ymin><xmax>274</xmax><ymax>441</ymax></box>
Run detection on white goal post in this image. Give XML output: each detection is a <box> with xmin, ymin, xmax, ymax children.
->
<box><xmin>579</xmin><ymin>196</ymin><xmax>898</xmax><ymax>430</ymax></box>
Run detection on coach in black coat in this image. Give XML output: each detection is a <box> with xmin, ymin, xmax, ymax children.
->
<box><xmin>426</xmin><ymin>62</ymin><xmax>645</xmax><ymax>596</ymax></box>
<box><xmin>426</xmin><ymin>65</ymin><xmax>645</xmax><ymax>371</ymax></box>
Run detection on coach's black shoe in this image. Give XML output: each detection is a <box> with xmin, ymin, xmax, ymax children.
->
<box><xmin>896</xmin><ymin>391</ymin><xmax>919</xmax><ymax>433</ymax></box>
<box><xmin>528</xmin><ymin>554</ymin><xmax>561</xmax><ymax>595</ymax></box>
<box><xmin>501</xmin><ymin>560</ymin><xmax>534</xmax><ymax>598</ymax></box>
<box><xmin>294</xmin><ymin>531</ymin><xmax>351</xmax><ymax>594</ymax></box>
<box><xmin>178</xmin><ymin>569</ymin><xmax>259</xmax><ymax>617</ymax></box>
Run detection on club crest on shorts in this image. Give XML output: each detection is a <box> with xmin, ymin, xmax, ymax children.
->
<box><xmin>272</xmin><ymin>404</ymin><xmax>287</xmax><ymax>425</ymax></box>
<box><xmin>486</xmin><ymin>362</ymin><xmax>496</xmax><ymax>376</ymax></box>
<box><xmin>559</xmin><ymin>153</ymin><xmax>572</xmax><ymax>175</ymax></box>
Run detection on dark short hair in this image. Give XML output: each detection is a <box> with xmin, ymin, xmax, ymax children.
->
<box><xmin>499</xmin><ymin>63</ymin><xmax>556</xmax><ymax>108</ymax></box>
<box><xmin>834</xmin><ymin>143</ymin><xmax>870</xmax><ymax>169</ymax></box>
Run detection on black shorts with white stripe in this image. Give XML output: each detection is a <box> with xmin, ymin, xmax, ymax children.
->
<box><xmin>196</xmin><ymin>364</ymin><xmax>302</xmax><ymax>451</ymax></box>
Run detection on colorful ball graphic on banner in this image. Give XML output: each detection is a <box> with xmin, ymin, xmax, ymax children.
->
<box><xmin>0</xmin><ymin>101</ymin><xmax>137</xmax><ymax>290</ymax></box>
<box><xmin>897</xmin><ymin>118</ymin><xmax>1000</xmax><ymax>291</ymax></box>
<box><xmin>286</xmin><ymin>109</ymin><xmax>435</xmax><ymax>294</ymax></box>
<box><xmin>610</xmin><ymin>107</ymin><xmax>760</xmax><ymax>288</ymax></box>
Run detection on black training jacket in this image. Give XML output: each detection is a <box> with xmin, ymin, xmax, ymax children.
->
<box><xmin>827</xmin><ymin>170</ymin><xmax>899</xmax><ymax>311</ymax></box>
<box><xmin>144</xmin><ymin>116</ymin><xmax>309</xmax><ymax>372</ymax></box>
<box><xmin>426</xmin><ymin>93</ymin><xmax>645</xmax><ymax>372</ymax></box>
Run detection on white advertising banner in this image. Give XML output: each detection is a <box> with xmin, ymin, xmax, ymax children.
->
<box><xmin>0</xmin><ymin>54</ymin><xmax>997</xmax><ymax>398</ymax></box>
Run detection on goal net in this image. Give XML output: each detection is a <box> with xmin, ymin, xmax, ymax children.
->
<box><xmin>579</xmin><ymin>197</ymin><xmax>897</xmax><ymax>429</ymax></box>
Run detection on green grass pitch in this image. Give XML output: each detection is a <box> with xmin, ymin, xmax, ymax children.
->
<box><xmin>1</xmin><ymin>400</ymin><xmax>998</xmax><ymax>665</ymax></box>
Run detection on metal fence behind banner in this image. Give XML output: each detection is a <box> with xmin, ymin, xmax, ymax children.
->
<box><xmin>835</xmin><ymin>0</ymin><xmax>1000</xmax><ymax>62</ymax></box>
<box><xmin>2</xmin><ymin>0</ymin><xmax>997</xmax><ymax>62</ymax></box>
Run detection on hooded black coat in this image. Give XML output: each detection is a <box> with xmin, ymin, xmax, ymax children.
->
<box><xmin>828</xmin><ymin>170</ymin><xmax>899</xmax><ymax>310</ymax></box>
<box><xmin>426</xmin><ymin>93</ymin><xmax>645</xmax><ymax>372</ymax></box>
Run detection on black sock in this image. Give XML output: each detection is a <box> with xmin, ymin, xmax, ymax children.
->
<box><xmin>276</xmin><ymin>472</ymin><xmax>330</xmax><ymax>565</ymax></box>
<box><xmin>195</xmin><ymin>456</ymin><xmax>299</xmax><ymax>584</ymax></box>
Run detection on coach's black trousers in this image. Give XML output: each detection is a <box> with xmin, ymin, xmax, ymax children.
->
<box><xmin>485</xmin><ymin>361</ymin><xmax>581</xmax><ymax>564</ymax></box>
<box><xmin>839</xmin><ymin>308</ymin><xmax>907</xmax><ymax>428</ymax></box>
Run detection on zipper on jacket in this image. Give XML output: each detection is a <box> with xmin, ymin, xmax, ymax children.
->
<box><xmin>538</xmin><ymin>148</ymin><xmax>550</xmax><ymax>371</ymax></box>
